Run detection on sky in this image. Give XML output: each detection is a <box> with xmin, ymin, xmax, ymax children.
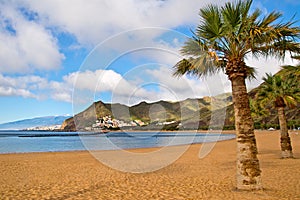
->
<box><xmin>0</xmin><ymin>0</ymin><xmax>299</xmax><ymax>123</ymax></box>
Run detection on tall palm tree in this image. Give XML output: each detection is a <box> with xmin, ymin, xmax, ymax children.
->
<box><xmin>257</xmin><ymin>73</ymin><xmax>300</xmax><ymax>158</ymax></box>
<box><xmin>173</xmin><ymin>0</ymin><xmax>300</xmax><ymax>190</ymax></box>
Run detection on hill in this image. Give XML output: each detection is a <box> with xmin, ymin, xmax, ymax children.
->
<box><xmin>0</xmin><ymin>116</ymin><xmax>70</xmax><ymax>130</ymax></box>
<box><xmin>61</xmin><ymin>69</ymin><xmax>300</xmax><ymax>131</ymax></box>
<box><xmin>61</xmin><ymin>94</ymin><xmax>234</xmax><ymax>131</ymax></box>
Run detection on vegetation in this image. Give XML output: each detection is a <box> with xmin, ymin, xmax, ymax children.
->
<box><xmin>62</xmin><ymin>79</ymin><xmax>300</xmax><ymax>132</ymax></box>
<box><xmin>61</xmin><ymin>95</ymin><xmax>233</xmax><ymax>131</ymax></box>
<box><xmin>173</xmin><ymin>0</ymin><xmax>300</xmax><ymax>190</ymax></box>
<box><xmin>281</xmin><ymin>55</ymin><xmax>300</xmax><ymax>78</ymax></box>
<box><xmin>257</xmin><ymin>73</ymin><xmax>300</xmax><ymax>158</ymax></box>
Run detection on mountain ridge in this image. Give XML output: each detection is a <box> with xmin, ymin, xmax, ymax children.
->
<box><xmin>0</xmin><ymin>116</ymin><xmax>70</xmax><ymax>130</ymax></box>
<box><xmin>61</xmin><ymin>94</ymin><xmax>234</xmax><ymax>131</ymax></box>
<box><xmin>61</xmin><ymin>68</ymin><xmax>300</xmax><ymax>131</ymax></box>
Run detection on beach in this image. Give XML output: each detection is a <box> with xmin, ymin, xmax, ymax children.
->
<box><xmin>0</xmin><ymin>130</ymin><xmax>299</xmax><ymax>199</ymax></box>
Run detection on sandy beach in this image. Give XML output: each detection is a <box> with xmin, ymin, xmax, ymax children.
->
<box><xmin>0</xmin><ymin>130</ymin><xmax>299</xmax><ymax>200</ymax></box>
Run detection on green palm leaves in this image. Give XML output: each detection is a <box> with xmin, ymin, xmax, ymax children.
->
<box><xmin>173</xmin><ymin>0</ymin><xmax>300</xmax><ymax>79</ymax></box>
<box><xmin>257</xmin><ymin>73</ymin><xmax>300</xmax><ymax>109</ymax></box>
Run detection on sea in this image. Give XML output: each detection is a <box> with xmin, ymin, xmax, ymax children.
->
<box><xmin>0</xmin><ymin>130</ymin><xmax>235</xmax><ymax>154</ymax></box>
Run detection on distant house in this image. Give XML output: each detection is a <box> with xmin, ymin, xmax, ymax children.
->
<box><xmin>133</xmin><ymin>120</ymin><xmax>146</xmax><ymax>126</ymax></box>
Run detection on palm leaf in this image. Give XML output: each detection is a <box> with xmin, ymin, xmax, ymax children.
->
<box><xmin>256</xmin><ymin>73</ymin><xmax>300</xmax><ymax>108</ymax></box>
<box><xmin>173</xmin><ymin>0</ymin><xmax>300</xmax><ymax>80</ymax></box>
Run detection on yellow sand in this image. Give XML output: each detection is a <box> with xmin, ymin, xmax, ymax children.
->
<box><xmin>0</xmin><ymin>130</ymin><xmax>299</xmax><ymax>199</ymax></box>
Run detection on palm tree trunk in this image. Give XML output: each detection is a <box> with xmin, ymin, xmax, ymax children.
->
<box><xmin>277</xmin><ymin>107</ymin><xmax>293</xmax><ymax>158</ymax></box>
<box><xmin>231</xmin><ymin>74</ymin><xmax>262</xmax><ymax>190</ymax></box>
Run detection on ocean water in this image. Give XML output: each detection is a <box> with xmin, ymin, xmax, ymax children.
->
<box><xmin>0</xmin><ymin>131</ymin><xmax>235</xmax><ymax>154</ymax></box>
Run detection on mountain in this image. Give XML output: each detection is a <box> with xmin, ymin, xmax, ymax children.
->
<box><xmin>0</xmin><ymin>116</ymin><xmax>70</xmax><ymax>130</ymax></box>
<box><xmin>61</xmin><ymin>94</ymin><xmax>234</xmax><ymax>131</ymax></box>
<box><xmin>61</xmin><ymin>91</ymin><xmax>300</xmax><ymax>132</ymax></box>
<box><xmin>61</xmin><ymin>68</ymin><xmax>300</xmax><ymax>131</ymax></box>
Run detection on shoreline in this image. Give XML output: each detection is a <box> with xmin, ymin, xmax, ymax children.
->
<box><xmin>1</xmin><ymin>130</ymin><xmax>299</xmax><ymax>199</ymax></box>
<box><xmin>0</xmin><ymin>131</ymin><xmax>236</xmax><ymax>155</ymax></box>
<box><xmin>3</xmin><ymin>128</ymin><xmax>237</xmax><ymax>134</ymax></box>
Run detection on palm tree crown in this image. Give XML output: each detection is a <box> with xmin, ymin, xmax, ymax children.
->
<box><xmin>174</xmin><ymin>0</ymin><xmax>300</xmax><ymax>79</ymax></box>
<box><xmin>257</xmin><ymin>73</ymin><xmax>300</xmax><ymax>109</ymax></box>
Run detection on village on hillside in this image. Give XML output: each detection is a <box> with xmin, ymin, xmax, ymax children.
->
<box><xmin>85</xmin><ymin>115</ymin><xmax>179</xmax><ymax>131</ymax></box>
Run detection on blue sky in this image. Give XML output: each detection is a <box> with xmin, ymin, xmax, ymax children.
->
<box><xmin>0</xmin><ymin>0</ymin><xmax>299</xmax><ymax>123</ymax></box>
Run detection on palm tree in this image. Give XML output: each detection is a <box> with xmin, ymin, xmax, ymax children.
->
<box><xmin>257</xmin><ymin>73</ymin><xmax>300</xmax><ymax>158</ymax></box>
<box><xmin>173</xmin><ymin>0</ymin><xmax>300</xmax><ymax>190</ymax></box>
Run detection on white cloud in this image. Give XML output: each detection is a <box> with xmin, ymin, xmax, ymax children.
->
<box><xmin>47</xmin><ymin>81</ymin><xmax>72</xmax><ymax>102</ymax></box>
<box><xmin>0</xmin><ymin>67</ymin><xmax>210</xmax><ymax>105</ymax></box>
<box><xmin>0</xmin><ymin>73</ymin><xmax>71</xmax><ymax>102</ymax></box>
<box><xmin>64</xmin><ymin>69</ymin><xmax>128</xmax><ymax>92</ymax></box>
<box><xmin>51</xmin><ymin>92</ymin><xmax>72</xmax><ymax>103</ymax></box>
<box><xmin>0</xmin><ymin>74</ymin><xmax>44</xmax><ymax>90</ymax></box>
<box><xmin>145</xmin><ymin>66</ymin><xmax>230</xmax><ymax>101</ymax></box>
<box><xmin>245</xmin><ymin>55</ymin><xmax>297</xmax><ymax>90</ymax></box>
<box><xmin>23</xmin><ymin>0</ymin><xmax>229</xmax><ymax>46</ymax></box>
<box><xmin>0</xmin><ymin>74</ymin><xmax>39</xmax><ymax>98</ymax></box>
<box><xmin>66</xmin><ymin>69</ymin><xmax>155</xmax><ymax>105</ymax></box>
<box><xmin>0</xmin><ymin>69</ymin><xmax>154</xmax><ymax>104</ymax></box>
<box><xmin>1</xmin><ymin>0</ymin><xmax>298</xmax><ymax>107</ymax></box>
<box><xmin>0</xmin><ymin>86</ymin><xmax>35</xmax><ymax>98</ymax></box>
<box><xmin>0</xmin><ymin>1</ymin><xmax>64</xmax><ymax>74</ymax></box>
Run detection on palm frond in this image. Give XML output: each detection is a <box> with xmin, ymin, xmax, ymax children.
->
<box><xmin>245</xmin><ymin>66</ymin><xmax>257</xmax><ymax>80</ymax></box>
<box><xmin>180</xmin><ymin>38</ymin><xmax>206</xmax><ymax>57</ymax></box>
<box><xmin>173</xmin><ymin>54</ymin><xmax>222</xmax><ymax>78</ymax></box>
<box><xmin>256</xmin><ymin>73</ymin><xmax>300</xmax><ymax>108</ymax></box>
<box><xmin>173</xmin><ymin>0</ymin><xmax>300</xmax><ymax>81</ymax></box>
<box><xmin>197</xmin><ymin>4</ymin><xmax>223</xmax><ymax>41</ymax></box>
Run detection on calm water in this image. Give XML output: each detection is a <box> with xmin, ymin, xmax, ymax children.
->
<box><xmin>0</xmin><ymin>131</ymin><xmax>235</xmax><ymax>154</ymax></box>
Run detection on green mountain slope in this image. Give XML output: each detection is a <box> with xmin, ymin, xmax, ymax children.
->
<box><xmin>61</xmin><ymin>70</ymin><xmax>300</xmax><ymax>131</ymax></box>
<box><xmin>61</xmin><ymin>95</ymin><xmax>233</xmax><ymax>131</ymax></box>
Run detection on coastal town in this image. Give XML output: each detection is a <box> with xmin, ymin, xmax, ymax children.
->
<box><xmin>85</xmin><ymin>115</ymin><xmax>147</xmax><ymax>131</ymax></box>
<box><xmin>24</xmin><ymin>115</ymin><xmax>180</xmax><ymax>131</ymax></box>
